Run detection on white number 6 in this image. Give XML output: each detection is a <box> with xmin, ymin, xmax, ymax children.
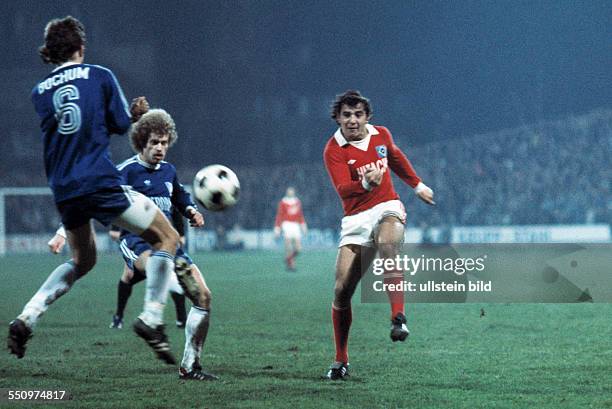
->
<box><xmin>53</xmin><ymin>85</ymin><xmax>81</xmax><ymax>134</ymax></box>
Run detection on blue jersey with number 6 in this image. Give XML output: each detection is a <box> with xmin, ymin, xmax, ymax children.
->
<box><xmin>31</xmin><ymin>63</ymin><xmax>131</xmax><ymax>203</ymax></box>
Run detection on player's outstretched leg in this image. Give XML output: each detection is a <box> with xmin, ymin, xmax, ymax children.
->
<box><xmin>8</xmin><ymin>223</ymin><xmax>96</xmax><ymax>359</ymax></box>
<box><xmin>115</xmin><ymin>200</ymin><xmax>179</xmax><ymax>363</ymax></box>
<box><xmin>131</xmin><ymin>250</ymin><xmax>176</xmax><ymax>364</ymax></box>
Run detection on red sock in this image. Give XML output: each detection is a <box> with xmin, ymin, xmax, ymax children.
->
<box><xmin>332</xmin><ymin>305</ymin><xmax>352</xmax><ymax>363</ymax></box>
<box><xmin>384</xmin><ymin>273</ymin><xmax>405</xmax><ymax>318</ymax></box>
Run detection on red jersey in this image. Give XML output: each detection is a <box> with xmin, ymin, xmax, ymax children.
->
<box><xmin>323</xmin><ymin>124</ymin><xmax>421</xmax><ymax>216</ymax></box>
<box><xmin>274</xmin><ymin>197</ymin><xmax>306</xmax><ymax>227</ymax></box>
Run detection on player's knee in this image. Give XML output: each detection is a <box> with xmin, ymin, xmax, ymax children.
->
<box><xmin>151</xmin><ymin>225</ymin><xmax>180</xmax><ymax>252</ymax></box>
<box><xmin>121</xmin><ymin>268</ymin><xmax>133</xmax><ymax>282</ymax></box>
<box><xmin>333</xmin><ymin>292</ymin><xmax>351</xmax><ymax>310</ymax></box>
<box><xmin>73</xmin><ymin>255</ymin><xmax>96</xmax><ymax>277</ymax></box>
<box><xmin>197</xmin><ymin>287</ymin><xmax>212</xmax><ymax>308</ymax></box>
<box><xmin>334</xmin><ymin>282</ymin><xmax>353</xmax><ymax>306</ymax></box>
<box><xmin>162</xmin><ymin>227</ymin><xmax>180</xmax><ymax>249</ymax></box>
<box><xmin>377</xmin><ymin>243</ymin><xmax>400</xmax><ymax>260</ymax></box>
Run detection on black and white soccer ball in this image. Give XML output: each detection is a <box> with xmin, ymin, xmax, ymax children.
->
<box><xmin>193</xmin><ymin>164</ymin><xmax>240</xmax><ymax>211</ymax></box>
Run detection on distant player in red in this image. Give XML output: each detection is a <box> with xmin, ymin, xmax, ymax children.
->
<box><xmin>274</xmin><ymin>187</ymin><xmax>307</xmax><ymax>271</ymax></box>
<box><xmin>323</xmin><ymin>90</ymin><xmax>435</xmax><ymax>380</ymax></box>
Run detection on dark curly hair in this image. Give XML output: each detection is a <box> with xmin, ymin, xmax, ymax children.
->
<box><xmin>39</xmin><ymin>16</ymin><xmax>86</xmax><ymax>65</ymax></box>
<box><xmin>130</xmin><ymin>109</ymin><xmax>178</xmax><ymax>153</ymax></box>
<box><xmin>330</xmin><ymin>90</ymin><xmax>372</xmax><ymax>121</ymax></box>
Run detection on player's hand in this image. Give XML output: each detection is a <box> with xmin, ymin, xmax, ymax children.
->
<box><xmin>48</xmin><ymin>234</ymin><xmax>66</xmax><ymax>254</ymax></box>
<box><xmin>365</xmin><ymin>167</ymin><xmax>383</xmax><ymax>187</ymax></box>
<box><xmin>415</xmin><ymin>182</ymin><xmax>435</xmax><ymax>206</ymax></box>
<box><xmin>109</xmin><ymin>229</ymin><xmax>121</xmax><ymax>242</ymax></box>
<box><xmin>130</xmin><ymin>96</ymin><xmax>149</xmax><ymax>123</ymax></box>
<box><xmin>301</xmin><ymin>224</ymin><xmax>308</xmax><ymax>234</ymax></box>
<box><xmin>188</xmin><ymin>208</ymin><xmax>205</xmax><ymax>228</ymax></box>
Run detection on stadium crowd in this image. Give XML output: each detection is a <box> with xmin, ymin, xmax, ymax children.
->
<box><xmin>203</xmin><ymin>109</ymin><xmax>612</xmax><ymax>231</ymax></box>
<box><xmin>2</xmin><ymin>110</ymin><xmax>611</xmax><ymax>233</ymax></box>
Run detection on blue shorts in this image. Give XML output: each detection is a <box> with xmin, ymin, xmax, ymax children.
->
<box><xmin>119</xmin><ymin>234</ymin><xmax>193</xmax><ymax>273</ymax></box>
<box><xmin>57</xmin><ymin>187</ymin><xmax>131</xmax><ymax>230</ymax></box>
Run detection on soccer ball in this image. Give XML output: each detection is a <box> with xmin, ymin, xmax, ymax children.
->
<box><xmin>193</xmin><ymin>164</ymin><xmax>240</xmax><ymax>211</ymax></box>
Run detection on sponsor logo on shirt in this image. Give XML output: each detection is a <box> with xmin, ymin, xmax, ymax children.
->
<box><xmin>356</xmin><ymin>158</ymin><xmax>388</xmax><ymax>180</ymax></box>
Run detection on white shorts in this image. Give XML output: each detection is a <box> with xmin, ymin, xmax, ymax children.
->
<box><xmin>338</xmin><ymin>200</ymin><xmax>406</xmax><ymax>248</ymax></box>
<box><xmin>281</xmin><ymin>221</ymin><xmax>302</xmax><ymax>240</ymax></box>
<box><xmin>111</xmin><ymin>187</ymin><xmax>158</xmax><ymax>235</ymax></box>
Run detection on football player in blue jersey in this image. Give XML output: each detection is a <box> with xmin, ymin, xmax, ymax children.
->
<box><xmin>8</xmin><ymin>16</ymin><xmax>180</xmax><ymax>366</ymax></box>
<box><xmin>44</xmin><ymin>109</ymin><xmax>215</xmax><ymax>380</ymax></box>
<box><xmin>112</xmin><ymin>108</ymin><xmax>216</xmax><ymax>380</ymax></box>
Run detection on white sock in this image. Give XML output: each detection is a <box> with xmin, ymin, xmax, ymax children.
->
<box><xmin>180</xmin><ymin>306</ymin><xmax>210</xmax><ymax>370</ymax></box>
<box><xmin>18</xmin><ymin>261</ymin><xmax>77</xmax><ymax>328</ymax></box>
<box><xmin>138</xmin><ymin>251</ymin><xmax>174</xmax><ymax>327</ymax></box>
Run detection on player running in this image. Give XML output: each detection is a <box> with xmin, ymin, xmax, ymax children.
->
<box><xmin>8</xmin><ymin>16</ymin><xmax>180</xmax><ymax>367</ymax></box>
<box><xmin>274</xmin><ymin>187</ymin><xmax>307</xmax><ymax>271</ymax></box>
<box><xmin>323</xmin><ymin>90</ymin><xmax>435</xmax><ymax>380</ymax></box>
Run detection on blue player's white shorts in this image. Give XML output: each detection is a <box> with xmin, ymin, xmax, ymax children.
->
<box><xmin>57</xmin><ymin>186</ymin><xmax>157</xmax><ymax>233</ymax></box>
<box><xmin>119</xmin><ymin>234</ymin><xmax>193</xmax><ymax>273</ymax></box>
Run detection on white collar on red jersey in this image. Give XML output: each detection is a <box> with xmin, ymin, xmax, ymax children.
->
<box><xmin>282</xmin><ymin>197</ymin><xmax>299</xmax><ymax>204</ymax></box>
<box><xmin>333</xmin><ymin>124</ymin><xmax>379</xmax><ymax>147</ymax></box>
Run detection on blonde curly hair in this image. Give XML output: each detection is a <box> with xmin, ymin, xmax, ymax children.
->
<box><xmin>129</xmin><ymin>109</ymin><xmax>178</xmax><ymax>153</ymax></box>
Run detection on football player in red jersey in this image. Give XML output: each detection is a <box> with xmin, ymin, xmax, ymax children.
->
<box><xmin>323</xmin><ymin>90</ymin><xmax>434</xmax><ymax>380</ymax></box>
<box><xmin>274</xmin><ymin>187</ymin><xmax>307</xmax><ymax>271</ymax></box>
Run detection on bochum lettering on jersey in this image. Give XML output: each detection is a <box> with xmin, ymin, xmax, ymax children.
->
<box><xmin>150</xmin><ymin>196</ymin><xmax>172</xmax><ymax>213</ymax></box>
<box><xmin>38</xmin><ymin>67</ymin><xmax>90</xmax><ymax>94</ymax></box>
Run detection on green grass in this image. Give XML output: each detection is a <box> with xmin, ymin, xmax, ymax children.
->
<box><xmin>2</xmin><ymin>250</ymin><xmax>612</xmax><ymax>408</ymax></box>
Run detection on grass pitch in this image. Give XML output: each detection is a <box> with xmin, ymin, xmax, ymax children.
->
<box><xmin>1</xmin><ymin>250</ymin><xmax>612</xmax><ymax>408</ymax></box>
